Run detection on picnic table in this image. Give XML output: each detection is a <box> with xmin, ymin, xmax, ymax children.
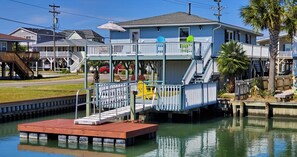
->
<box><xmin>274</xmin><ymin>92</ymin><xmax>294</xmax><ymax>102</ymax></box>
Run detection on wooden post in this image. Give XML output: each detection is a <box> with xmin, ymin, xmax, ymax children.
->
<box><xmin>265</xmin><ymin>102</ymin><xmax>271</xmax><ymax>119</ymax></box>
<box><xmin>130</xmin><ymin>91</ymin><xmax>137</xmax><ymax>121</ymax></box>
<box><xmin>232</xmin><ymin>104</ymin><xmax>237</xmax><ymax>117</ymax></box>
<box><xmin>240</xmin><ymin>102</ymin><xmax>246</xmax><ymax>117</ymax></box>
<box><xmin>1</xmin><ymin>62</ymin><xmax>5</xmax><ymax>77</ymax></box>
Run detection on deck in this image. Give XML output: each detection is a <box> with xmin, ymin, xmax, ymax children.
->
<box><xmin>18</xmin><ymin>119</ymin><xmax>158</xmax><ymax>139</ymax></box>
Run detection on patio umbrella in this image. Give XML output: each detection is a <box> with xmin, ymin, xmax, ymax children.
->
<box><xmin>97</xmin><ymin>21</ymin><xmax>126</xmax><ymax>32</ymax></box>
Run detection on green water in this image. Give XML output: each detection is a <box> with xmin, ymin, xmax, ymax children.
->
<box><xmin>1</xmin><ymin>113</ymin><xmax>297</xmax><ymax>157</ymax></box>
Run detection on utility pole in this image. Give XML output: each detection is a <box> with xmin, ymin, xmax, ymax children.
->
<box><xmin>49</xmin><ymin>4</ymin><xmax>60</xmax><ymax>71</ymax></box>
<box><xmin>212</xmin><ymin>0</ymin><xmax>224</xmax><ymax>22</ymax></box>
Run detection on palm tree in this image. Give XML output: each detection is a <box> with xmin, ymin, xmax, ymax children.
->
<box><xmin>240</xmin><ymin>0</ymin><xmax>297</xmax><ymax>94</ymax></box>
<box><xmin>217</xmin><ymin>41</ymin><xmax>250</xmax><ymax>92</ymax></box>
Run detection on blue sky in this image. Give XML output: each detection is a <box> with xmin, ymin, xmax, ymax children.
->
<box><xmin>0</xmin><ymin>0</ymin><xmax>268</xmax><ymax>38</ymax></box>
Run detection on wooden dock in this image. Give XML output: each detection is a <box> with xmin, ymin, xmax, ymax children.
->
<box><xmin>18</xmin><ymin>119</ymin><xmax>158</xmax><ymax>147</ymax></box>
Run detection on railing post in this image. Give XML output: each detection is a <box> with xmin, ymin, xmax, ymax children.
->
<box><xmin>180</xmin><ymin>86</ymin><xmax>184</xmax><ymax>111</ymax></box>
<box><xmin>86</xmin><ymin>89</ymin><xmax>91</xmax><ymax>117</ymax></box>
<box><xmin>130</xmin><ymin>90</ymin><xmax>137</xmax><ymax>121</ymax></box>
<box><xmin>109</xmin><ymin>44</ymin><xmax>114</xmax><ymax>82</ymax></box>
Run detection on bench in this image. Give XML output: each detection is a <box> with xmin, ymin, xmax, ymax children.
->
<box><xmin>274</xmin><ymin>92</ymin><xmax>294</xmax><ymax>102</ymax></box>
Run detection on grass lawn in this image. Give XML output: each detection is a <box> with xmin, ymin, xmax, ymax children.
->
<box><xmin>0</xmin><ymin>84</ymin><xmax>87</xmax><ymax>103</ymax></box>
<box><xmin>0</xmin><ymin>74</ymin><xmax>84</xmax><ymax>83</ymax></box>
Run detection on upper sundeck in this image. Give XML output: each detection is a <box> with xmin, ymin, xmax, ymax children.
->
<box><xmin>86</xmin><ymin>42</ymin><xmax>273</xmax><ymax>61</ymax></box>
<box><xmin>87</xmin><ymin>42</ymin><xmax>210</xmax><ymax>60</ymax></box>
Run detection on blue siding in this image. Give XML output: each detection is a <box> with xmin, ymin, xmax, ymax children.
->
<box><xmin>110</xmin><ymin>24</ymin><xmax>258</xmax><ymax>54</ymax></box>
<box><xmin>111</xmin><ymin>25</ymin><xmax>214</xmax><ymax>43</ymax></box>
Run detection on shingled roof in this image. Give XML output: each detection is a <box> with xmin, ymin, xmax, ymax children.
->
<box><xmin>116</xmin><ymin>12</ymin><xmax>262</xmax><ymax>36</ymax></box>
<box><xmin>117</xmin><ymin>12</ymin><xmax>216</xmax><ymax>27</ymax></box>
<box><xmin>62</xmin><ymin>30</ymin><xmax>104</xmax><ymax>39</ymax></box>
<box><xmin>21</xmin><ymin>27</ymin><xmax>65</xmax><ymax>37</ymax></box>
<box><xmin>0</xmin><ymin>33</ymin><xmax>33</xmax><ymax>42</ymax></box>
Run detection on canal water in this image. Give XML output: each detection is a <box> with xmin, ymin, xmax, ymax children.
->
<box><xmin>1</xmin><ymin>112</ymin><xmax>297</xmax><ymax>157</ymax></box>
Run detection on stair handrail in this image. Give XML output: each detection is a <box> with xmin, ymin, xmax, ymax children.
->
<box><xmin>202</xmin><ymin>43</ymin><xmax>212</xmax><ymax>67</ymax></box>
<box><xmin>201</xmin><ymin>59</ymin><xmax>213</xmax><ymax>82</ymax></box>
<box><xmin>0</xmin><ymin>52</ymin><xmax>34</xmax><ymax>78</ymax></box>
<box><xmin>182</xmin><ymin>60</ymin><xmax>197</xmax><ymax>85</ymax></box>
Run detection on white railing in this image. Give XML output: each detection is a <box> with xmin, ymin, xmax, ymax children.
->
<box><xmin>87</xmin><ymin>45</ymin><xmax>110</xmax><ymax>56</ymax></box>
<box><xmin>202</xmin><ymin>60</ymin><xmax>213</xmax><ymax>83</ymax></box>
<box><xmin>183</xmin><ymin>82</ymin><xmax>217</xmax><ymax>110</ymax></box>
<box><xmin>182</xmin><ymin>60</ymin><xmax>203</xmax><ymax>85</ymax></box>
<box><xmin>241</xmin><ymin>43</ymin><xmax>269</xmax><ymax>58</ymax></box>
<box><xmin>86</xmin><ymin>42</ymin><xmax>211</xmax><ymax>57</ymax></box>
<box><xmin>202</xmin><ymin>43</ymin><xmax>212</xmax><ymax>67</ymax></box>
<box><xmin>155</xmin><ymin>84</ymin><xmax>183</xmax><ymax>111</ymax></box>
<box><xmin>39</xmin><ymin>51</ymin><xmax>71</xmax><ymax>58</ymax></box>
<box><xmin>278</xmin><ymin>51</ymin><xmax>292</xmax><ymax>58</ymax></box>
<box><xmin>70</xmin><ymin>54</ymin><xmax>83</xmax><ymax>72</ymax></box>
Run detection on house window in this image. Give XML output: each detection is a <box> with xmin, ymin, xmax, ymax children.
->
<box><xmin>0</xmin><ymin>42</ymin><xmax>7</xmax><ymax>51</ymax></box>
<box><xmin>179</xmin><ymin>27</ymin><xmax>190</xmax><ymax>42</ymax></box>
<box><xmin>237</xmin><ymin>32</ymin><xmax>241</xmax><ymax>42</ymax></box>
<box><xmin>225</xmin><ymin>30</ymin><xmax>234</xmax><ymax>42</ymax></box>
<box><xmin>245</xmin><ymin>34</ymin><xmax>251</xmax><ymax>44</ymax></box>
<box><xmin>283</xmin><ymin>44</ymin><xmax>292</xmax><ymax>51</ymax></box>
<box><xmin>25</xmin><ymin>35</ymin><xmax>32</xmax><ymax>39</ymax></box>
<box><xmin>77</xmin><ymin>47</ymin><xmax>85</xmax><ymax>51</ymax></box>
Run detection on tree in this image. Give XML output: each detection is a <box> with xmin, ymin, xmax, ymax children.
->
<box><xmin>217</xmin><ymin>41</ymin><xmax>250</xmax><ymax>92</ymax></box>
<box><xmin>240</xmin><ymin>0</ymin><xmax>297</xmax><ymax>94</ymax></box>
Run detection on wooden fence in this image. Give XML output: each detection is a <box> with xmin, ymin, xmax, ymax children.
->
<box><xmin>235</xmin><ymin>75</ymin><xmax>293</xmax><ymax>100</ymax></box>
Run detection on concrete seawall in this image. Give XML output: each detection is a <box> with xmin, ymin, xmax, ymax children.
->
<box><xmin>0</xmin><ymin>95</ymin><xmax>86</xmax><ymax>122</ymax></box>
<box><xmin>232</xmin><ymin>101</ymin><xmax>297</xmax><ymax>118</ymax></box>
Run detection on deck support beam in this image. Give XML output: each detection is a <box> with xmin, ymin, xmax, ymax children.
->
<box><xmin>162</xmin><ymin>43</ymin><xmax>166</xmax><ymax>85</ymax></box>
<box><xmin>1</xmin><ymin>62</ymin><xmax>5</xmax><ymax>77</ymax></box>
<box><xmin>109</xmin><ymin>45</ymin><xmax>114</xmax><ymax>82</ymax></box>
<box><xmin>135</xmin><ymin>44</ymin><xmax>139</xmax><ymax>82</ymax></box>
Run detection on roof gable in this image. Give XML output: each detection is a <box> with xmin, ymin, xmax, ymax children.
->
<box><xmin>117</xmin><ymin>12</ymin><xmax>216</xmax><ymax>27</ymax></box>
<box><xmin>62</xmin><ymin>30</ymin><xmax>104</xmax><ymax>39</ymax></box>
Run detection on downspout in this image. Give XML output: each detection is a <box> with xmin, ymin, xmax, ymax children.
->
<box><xmin>212</xmin><ymin>23</ymin><xmax>222</xmax><ymax>80</ymax></box>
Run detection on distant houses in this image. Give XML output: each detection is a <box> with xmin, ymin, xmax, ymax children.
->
<box><xmin>9</xmin><ymin>27</ymin><xmax>64</xmax><ymax>51</ymax></box>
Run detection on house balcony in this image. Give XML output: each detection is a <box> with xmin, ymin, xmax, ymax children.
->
<box><xmin>39</xmin><ymin>51</ymin><xmax>71</xmax><ymax>59</ymax></box>
<box><xmin>241</xmin><ymin>43</ymin><xmax>269</xmax><ymax>59</ymax></box>
<box><xmin>87</xmin><ymin>42</ymin><xmax>212</xmax><ymax>61</ymax></box>
<box><xmin>278</xmin><ymin>51</ymin><xmax>292</xmax><ymax>59</ymax></box>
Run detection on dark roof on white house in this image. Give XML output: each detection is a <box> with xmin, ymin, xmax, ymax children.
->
<box><xmin>117</xmin><ymin>12</ymin><xmax>262</xmax><ymax>36</ymax></box>
<box><xmin>117</xmin><ymin>12</ymin><xmax>216</xmax><ymax>27</ymax></box>
<box><xmin>20</xmin><ymin>27</ymin><xmax>65</xmax><ymax>37</ymax></box>
<box><xmin>61</xmin><ymin>30</ymin><xmax>104</xmax><ymax>39</ymax></box>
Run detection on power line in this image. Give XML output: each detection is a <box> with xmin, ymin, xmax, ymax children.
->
<box><xmin>0</xmin><ymin>16</ymin><xmax>51</xmax><ymax>29</ymax></box>
<box><xmin>162</xmin><ymin>0</ymin><xmax>211</xmax><ymax>10</ymax></box>
<box><xmin>7</xmin><ymin>0</ymin><xmax>113</xmax><ymax>21</ymax></box>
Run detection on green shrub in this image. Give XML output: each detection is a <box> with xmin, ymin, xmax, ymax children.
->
<box><xmin>259</xmin><ymin>90</ymin><xmax>267</xmax><ymax>98</ymax></box>
<box><xmin>61</xmin><ymin>69</ymin><xmax>70</xmax><ymax>74</ymax></box>
<box><xmin>35</xmin><ymin>74</ymin><xmax>43</xmax><ymax>79</ymax></box>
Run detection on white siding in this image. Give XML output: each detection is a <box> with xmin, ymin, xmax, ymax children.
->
<box><xmin>68</xmin><ymin>32</ymin><xmax>83</xmax><ymax>40</ymax></box>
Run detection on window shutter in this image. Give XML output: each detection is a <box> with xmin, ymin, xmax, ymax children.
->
<box><xmin>225</xmin><ymin>29</ymin><xmax>228</xmax><ymax>42</ymax></box>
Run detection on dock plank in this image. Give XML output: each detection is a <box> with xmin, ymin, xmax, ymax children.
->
<box><xmin>18</xmin><ymin>119</ymin><xmax>158</xmax><ymax>139</ymax></box>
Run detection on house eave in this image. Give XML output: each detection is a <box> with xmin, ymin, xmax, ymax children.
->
<box><xmin>120</xmin><ymin>22</ymin><xmax>262</xmax><ymax>36</ymax></box>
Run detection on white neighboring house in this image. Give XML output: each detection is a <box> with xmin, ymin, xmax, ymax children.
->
<box><xmin>33</xmin><ymin>39</ymin><xmax>103</xmax><ymax>72</ymax></box>
<box><xmin>9</xmin><ymin>27</ymin><xmax>64</xmax><ymax>51</ymax></box>
<box><xmin>61</xmin><ymin>29</ymin><xmax>104</xmax><ymax>43</ymax></box>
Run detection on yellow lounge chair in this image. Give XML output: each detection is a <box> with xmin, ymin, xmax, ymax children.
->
<box><xmin>137</xmin><ymin>81</ymin><xmax>156</xmax><ymax>100</ymax></box>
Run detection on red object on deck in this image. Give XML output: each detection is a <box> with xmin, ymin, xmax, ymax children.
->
<box><xmin>18</xmin><ymin>119</ymin><xmax>158</xmax><ymax>139</ymax></box>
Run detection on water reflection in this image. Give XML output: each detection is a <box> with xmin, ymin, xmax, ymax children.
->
<box><xmin>3</xmin><ymin>114</ymin><xmax>297</xmax><ymax>156</ymax></box>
